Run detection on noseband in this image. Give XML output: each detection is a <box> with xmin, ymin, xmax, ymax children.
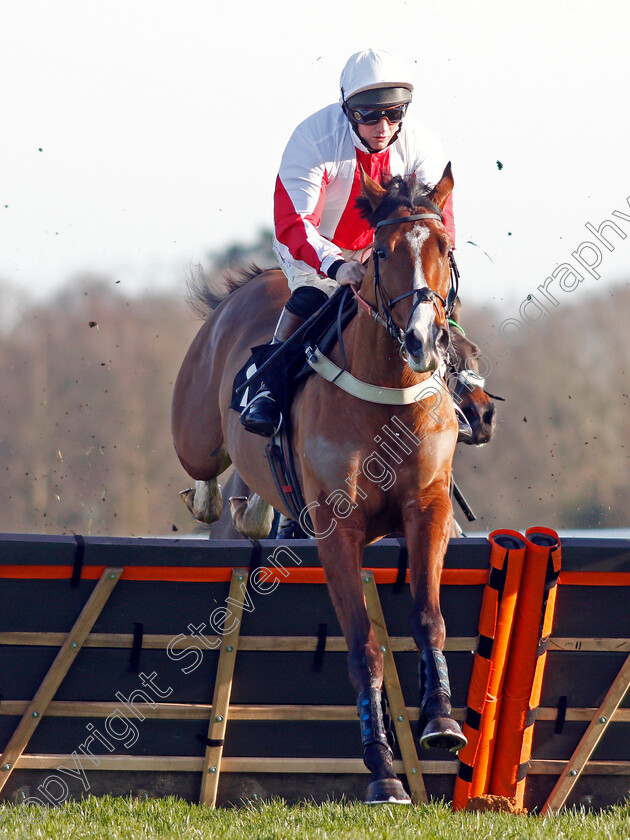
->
<box><xmin>353</xmin><ymin>212</ymin><xmax>460</xmax><ymax>346</ymax></box>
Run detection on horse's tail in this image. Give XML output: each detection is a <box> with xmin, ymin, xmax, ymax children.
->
<box><xmin>187</xmin><ymin>263</ymin><xmax>268</xmax><ymax>319</ymax></box>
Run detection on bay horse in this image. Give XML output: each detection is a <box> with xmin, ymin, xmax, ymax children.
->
<box><xmin>205</xmin><ymin>315</ymin><xmax>499</xmax><ymax>540</ymax></box>
<box><xmin>172</xmin><ymin>165</ymin><xmax>467</xmax><ymax>803</ymax></box>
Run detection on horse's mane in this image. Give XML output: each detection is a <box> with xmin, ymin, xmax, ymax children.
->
<box><xmin>187</xmin><ymin>263</ymin><xmax>267</xmax><ymax>319</ymax></box>
<box><xmin>356</xmin><ymin>175</ymin><xmax>442</xmax><ymax>226</ymax></box>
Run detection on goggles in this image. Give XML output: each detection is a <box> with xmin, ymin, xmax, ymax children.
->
<box><xmin>349</xmin><ymin>104</ymin><xmax>408</xmax><ymax>125</ymax></box>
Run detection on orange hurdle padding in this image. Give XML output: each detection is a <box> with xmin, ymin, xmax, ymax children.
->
<box><xmin>489</xmin><ymin>527</ymin><xmax>561</xmax><ymax>806</ymax></box>
<box><xmin>452</xmin><ymin>530</ymin><xmax>526</xmax><ymax>810</ymax></box>
<box><xmin>0</xmin><ymin>565</ymin><xmax>489</xmax><ymax>585</ymax></box>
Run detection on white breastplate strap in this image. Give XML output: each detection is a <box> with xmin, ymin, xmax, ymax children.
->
<box><xmin>306</xmin><ymin>346</ymin><xmax>446</xmax><ymax>405</ymax></box>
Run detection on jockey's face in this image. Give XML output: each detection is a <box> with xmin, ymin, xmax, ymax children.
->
<box><xmin>357</xmin><ymin>117</ymin><xmax>400</xmax><ymax>151</ymax></box>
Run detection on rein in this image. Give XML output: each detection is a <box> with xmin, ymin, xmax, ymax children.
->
<box><xmin>352</xmin><ymin>212</ymin><xmax>460</xmax><ymax>346</ymax></box>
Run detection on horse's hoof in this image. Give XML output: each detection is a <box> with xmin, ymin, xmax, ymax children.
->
<box><xmin>230</xmin><ymin>493</ymin><xmax>275</xmax><ymax>539</ymax></box>
<box><xmin>364</xmin><ymin>778</ymin><xmax>412</xmax><ymax>805</ymax></box>
<box><xmin>419</xmin><ymin>717</ymin><xmax>467</xmax><ymax>753</ymax></box>
<box><xmin>228</xmin><ymin>496</ymin><xmax>248</xmax><ymax>518</ymax></box>
<box><xmin>179</xmin><ymin>481</ymin><xmax>222</xmax><ymax>524</ymax></box>
<box><xmin>179</xmin><ymin>487</ymin><xmax>195</xmax><ymax>512</ymax></box>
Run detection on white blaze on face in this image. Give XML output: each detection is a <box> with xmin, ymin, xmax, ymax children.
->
<box><xmin>405</xmin><ymin>226</ymin><xmax>433</xmax><ymax>338</ymax></box>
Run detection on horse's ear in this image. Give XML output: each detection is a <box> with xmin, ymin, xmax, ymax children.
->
<box><xmin>428</xmin><ymin>162</ymin><xmax>454</xmax><ymax>210</ymax></box>
<box><xmin>360</xmin><ymin>167</ymin><xmax>387</xmax><ymax>211</ymax></box>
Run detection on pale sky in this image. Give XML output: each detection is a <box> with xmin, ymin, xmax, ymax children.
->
<box><xmin>2</xmin><ymin>0</ymin><xmax>630</xmax><ymax>313</ymax></box>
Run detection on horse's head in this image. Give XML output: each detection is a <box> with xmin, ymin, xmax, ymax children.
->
<box><xmin>358</xmin><ymin>165</ymin><xmax>455</xmax><ymax>374</ymax></box>
<box><xmin>448</xmin><ymin>326</ymin><xmax>497</xmax><ymax>445</ymax></box>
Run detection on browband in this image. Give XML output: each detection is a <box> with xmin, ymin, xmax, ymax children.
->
<box><xmin>375</xmin><ymin>212</ymin><xmax>442</xmax><ymax>231</ymax></box>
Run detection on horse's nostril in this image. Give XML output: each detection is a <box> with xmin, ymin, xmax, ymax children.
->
<box><xmin>463</xmin><ymin>408</ymin><xmax>476</xmax><ymax>427</ymax></box>
<box><xmin>483</xmin><ymin>407</ymin><xmax>496</xmax><ymax>425</ymax></box>
<box><xmin>405</xmin><ymin>330</ymin><xmax>422</xmax><ymax>357</ymax></box>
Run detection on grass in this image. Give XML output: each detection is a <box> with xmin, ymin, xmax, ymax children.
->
<box><xmin>0</xmin><ymin>796</ymin><xmax>628</xmax><ymax>840</ymax></box>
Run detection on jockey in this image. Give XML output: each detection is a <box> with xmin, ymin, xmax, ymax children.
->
<box><xmin>241</xmin><ymin>48</ymin><xmax>457</xmax><ymax>437</ymax></box>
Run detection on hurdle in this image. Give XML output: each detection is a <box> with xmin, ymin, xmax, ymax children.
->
<box><xmin>0</xmin><ymin>533</ymin><xmax>628</xmax><ymax>810</ymax></box>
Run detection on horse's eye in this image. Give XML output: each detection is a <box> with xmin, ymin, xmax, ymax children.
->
<box><xmin>374</xmin><ymin>247</ymin><xmax>387</xmax><ymax>260</ymax></box>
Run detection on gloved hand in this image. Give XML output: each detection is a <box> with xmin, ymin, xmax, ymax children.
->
<box><xmin>336</xmin><ymin>261</ymin><xmax>367</xmax><ymax>289</ymax></box>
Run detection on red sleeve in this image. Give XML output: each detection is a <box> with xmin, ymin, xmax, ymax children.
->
<box><xmin>274</xmin><ymin>171</ymin><xmax>329</xmax><ymax>274</ymax></box>
<box><xmin>442</xmin><ymin>192</ymin><xmax>456</xmax><ymax>247</ymax></box>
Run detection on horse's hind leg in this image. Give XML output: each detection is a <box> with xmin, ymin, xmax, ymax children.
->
<box><xmin>229</xmin><ymin>492</ymin><xmax>274</xmax><ymax>539</ymax></box>
<box><xmin>172</xmin><ymin>346</ymin><xmax>231</xmax><ymax>526</ymax></box>
<box><xmin>316</xmin><ymin>526</ymin><xmax>411</xmax><ymax>804</ymax></box>
<box><xmin>174</xmin><ymin>411</ymin><xmax>231</xmax><ymax>526</ymax></box>
<box><xmin>180</xmin><ymin>480</ymin><xmax>223</xmax><ymax>525</ymax></box>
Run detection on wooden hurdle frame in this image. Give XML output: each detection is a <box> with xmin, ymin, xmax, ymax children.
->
<box><xmin>0</xmin><ymin>534</ymin><xmax>628</xmax><ymax>811</ymax></box>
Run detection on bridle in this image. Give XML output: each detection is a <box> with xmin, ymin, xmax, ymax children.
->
<box><xmin>351</xmin><ymin>211</ymin><xmax>460</xmax><ymax>347</ymax></box>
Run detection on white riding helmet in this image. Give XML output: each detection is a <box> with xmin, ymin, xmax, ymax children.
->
<box><xmin>339</xmin><ymin>48</ymin><xmax>414</xmax><ymax>107</ymax></box>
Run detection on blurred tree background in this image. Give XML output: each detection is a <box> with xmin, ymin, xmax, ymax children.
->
<box><xmin>0</xmin><ymin>229</ymin><xmax>628</xmax><ymax>537</ymax></box>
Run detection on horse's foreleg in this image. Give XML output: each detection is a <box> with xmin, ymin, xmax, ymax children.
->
<box><xmin>229</xmin><ymin>493</ymin><xmax>274</xmax><ymax>539</ymax></box>
<box><xmin>179</xmin><ymin>479</ymin><xmax>223</xmax><ymax>524</ymax></box>
<box><xmin>405</xmin><ymin>495</ymin><xmax>467</xmax><ymax>753</ymax></box>
<box><xmin>317</xmin><ymin>527</ymin><xmax>410</xmax><ymax>804</ymax></box>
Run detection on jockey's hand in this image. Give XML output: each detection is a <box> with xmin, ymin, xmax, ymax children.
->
<box><xmin>336</xmin><ymin>261</ymin><xmax>367</xmax><ymax>289</ymax></box>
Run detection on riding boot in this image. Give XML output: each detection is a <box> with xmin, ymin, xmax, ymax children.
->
<box><xmin>240</xmin><ymin>307</ymin><xmax>306</xmax><ymax>437</ymax></box>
